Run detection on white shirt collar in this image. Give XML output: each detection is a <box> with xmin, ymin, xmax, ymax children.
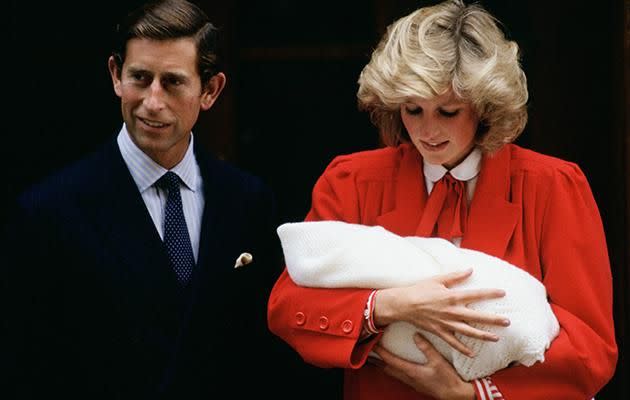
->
<box><xmin>423</xmin><ymin>147</ymin><xmax>482</xmax><ymax>183</ymax></box>
<box><xmin>117</xmin><ymin>124</ymin><xmax>200</xmax><ymax>193</ymax></box>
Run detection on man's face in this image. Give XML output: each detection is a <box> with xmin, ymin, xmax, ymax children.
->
<box><xmin>109</xmin><ymin>37</ymin><xmax>220</xmax><ymax>168</ymax></box>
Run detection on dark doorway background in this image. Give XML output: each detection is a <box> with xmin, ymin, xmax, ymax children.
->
<box><xmin>7</xmin><ymin>1</ymin><xmax>628</xmax><ymax>398</ymax></box>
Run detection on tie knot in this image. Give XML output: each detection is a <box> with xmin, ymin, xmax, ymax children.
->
<box><xmin>157</xmin><ymin>171</ymin><xmax>181</xmax><ymax>191</ymax></box>
<box><xmin>440</xmin><ymin>173</ymin><xmax>467</xmax><ymax>194</ymax></box>
<box><xmin>441</xmin><ymin>172</ymin><xmax>460</xmax><ymax>185</ymax></box>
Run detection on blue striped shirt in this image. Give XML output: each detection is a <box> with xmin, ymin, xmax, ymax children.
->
<box><xmin>117</xmin><ymin>124</ymin><xmax>204</xmax><ymax>261</ymax></box>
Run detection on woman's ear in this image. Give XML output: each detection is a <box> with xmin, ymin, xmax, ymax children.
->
<box><xmin>200</xmin><ymin>72</ymin><xmax>226</xmax><ymax>110</ymax></box>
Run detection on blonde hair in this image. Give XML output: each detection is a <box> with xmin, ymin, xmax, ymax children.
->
<box><xmin>357</xmin><ymin>0</ymin><xmax>528</xmax><ymax>152</ymax></box>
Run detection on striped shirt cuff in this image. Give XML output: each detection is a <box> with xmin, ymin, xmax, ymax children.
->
<box><xmin>473</xmin><ymin>377</ymin><xmax>504</xmax><ymax>400</ymax></box>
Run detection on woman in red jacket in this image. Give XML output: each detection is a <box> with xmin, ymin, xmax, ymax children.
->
<box><xmin>267</xmin><ymin>0</ymin><xmax>618</xmax><ymax>398</ymax></box>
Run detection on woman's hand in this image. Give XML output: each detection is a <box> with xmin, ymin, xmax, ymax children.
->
<box><xmin>373</xmin><ymin>268</ymin><xmax>510</xmax><ymax>356</ymax></box>
<box><xmin>371</xmin><ymin>333</ymin><xmax>475</xmax><ymax>400</ymax></box>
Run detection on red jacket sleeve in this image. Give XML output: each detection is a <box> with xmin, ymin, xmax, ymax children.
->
<box><xmin>267</xmin><ymin>155</ymin><xmax>378</xmax><ymax>369</ymax></box>
<box><xmin>491</xmin><ymin>163</ymin><xmax>618</xmax><ymax>399</ymax></box>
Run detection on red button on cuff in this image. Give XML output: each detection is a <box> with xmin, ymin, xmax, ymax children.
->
<box><xmin>295</xmin><ymin>312</ymin><xmax>306</xmax><ymax>326</ymax></box>
<box><xmin>342</xmin><ymin>319</ymin><xmax>354</xmax><ymax>334</ymax></box>
<box><xmin>319</xmin><ymin>316</ymin><xmax>329</xmax><ymax>330</ymax></box>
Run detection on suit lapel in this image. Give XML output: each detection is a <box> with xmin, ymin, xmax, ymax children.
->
<box><xmin>375</xmin><ymin>143</ymin><xmax>519</xmax><ymax>259</ymax></box>
<box><xmin>375</xmin><ymin>145</ymin><xmax>428</xmax><ymax>236</ymax></box>
<box><xmin>188</xmin><ymin>147</ymin><xmax>220</xmax><ymax>286</ymax></box>
<box><xmin>96</xmin><ymin>140</ymin><xmax>182</xmax><ymax>300</ymax></box>
<box><xmin>184</xmin><ymin>147</ymin><xmax>237</xmax><ymax>304</ymax></box>
<box><xmin>461</xmin><ymin>145</ymin><xmax>520</xmax><ymax>258</ymax></box>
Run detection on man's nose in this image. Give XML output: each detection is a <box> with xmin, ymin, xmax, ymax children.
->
<box><xmin>144</xmin><ymin>81</ymin><xmax>167</xmax><ymax>111</ymax></box>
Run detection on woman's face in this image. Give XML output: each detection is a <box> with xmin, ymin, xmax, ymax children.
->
<box><xmin>400</xmin><ymin>91</ymin><xmax>479</xmax><ymax>169</ymax></box>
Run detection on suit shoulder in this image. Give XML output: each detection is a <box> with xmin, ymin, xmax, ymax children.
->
<box><xmin>322</xmin><ymin>144</ymin><xmax>413</xmax><ymax>182</ymax></box>
<box><xmin>199</xmin><ymin>153</ymin><xmax>272</xmax><ymax>197</ymax></box>
<box><xmin>507</xmin><ymin>144</ymin><xmax>587</xmax><ymax>184</ymax></box>
<box><xmin>16</xmin><ymin>143</ymin><xmax>113</xmax><ymax>211</ymax></box>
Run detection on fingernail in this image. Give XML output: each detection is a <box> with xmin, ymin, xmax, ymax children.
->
<box><xmin>502</xmin><ymin>319</ymin><xmax>511</xmax><ymax>326</ymax></box>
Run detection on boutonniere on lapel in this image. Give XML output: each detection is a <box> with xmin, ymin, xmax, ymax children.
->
<box><xmin>234</xmin><ymin>252</ymin><xmax>253</xmax><ymax>269</ymax></box>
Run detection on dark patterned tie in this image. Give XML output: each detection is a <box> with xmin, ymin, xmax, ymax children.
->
<box><xmin>157</xmin><ymin>171</ymin><xmax>195</xmax><ymax>285</ymax></box>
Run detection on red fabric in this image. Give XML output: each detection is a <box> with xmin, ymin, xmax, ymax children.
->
<box><xmin>418</xmin><ymin>173</ymin><xmax>468</xmax><ymax>240</ymax></box>
<box><xmin>267</xmin><ymin>143</ymin><xmax>617</xmax><ymax>400</ymax></box>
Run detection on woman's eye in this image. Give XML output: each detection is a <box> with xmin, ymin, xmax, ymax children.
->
<box><xmin>440</xmin><ymin>109</ymin><xmax>459</xmax><ymax>117</ymax></box>
<box><xmin>404</xmin><ymin>106</ymin><xmax>422</xmax><ymax>115</ymax></box>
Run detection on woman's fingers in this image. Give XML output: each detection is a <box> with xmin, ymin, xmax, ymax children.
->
<box><xmin>426</xmin><ymin>321</ymin><xmax>500</xmax><ymax>356</ymax></box>
<box><xmin>413</xmin><ymin>332</ymin><xmax>438</xmax><ymax>357</ymax></box>
<box><xmin>397</xmin><ymin>270</ymin><xmax>510</xmax><ymax>354</ymax></box>
<box><xmin>444</xmin><ymin>337</ymin><xmax>474</xmax><ymax>357</ymax></box>
<box><xmin>436</xmin><ymin>269</ymin><xmax>508</xmax><ymax>308</ymax></box>
<box><xmin>446</xmin><ymin>289</ymin><xmax>511</xmax><ymax>327</ymax></box>
<box><xmin>450</xmin><ymin>305</ymin><xmax>511</xmax><ymax>327</ymax></box>
<box><xmin>367</xmin><ymin>355</ymin><xmax>386</xmax><ymax>368</ymax></box>
<box><xmin>431</xmin><ymin>327</ymin><xmax>475</xmax><ymax>357</ymax></box>
<box><xmin>437</xmin><ymin>268</ymin><xmax>474</xmax><ymax>287</ymax></box>
<box><xmin>444</xmin><ymin>320</ymin><xmax>500</xmax><ymax>342</ymax></box>
<box><xmin>373</xmin><ymin>345</ymin><xmax>418</xmax><ymax>387</ymax></box>
<box><xmin>373</xmin><ymin>344</ymin><xmax>416</xmax><ymax>370</ymax></box>
<box><xmin>453</xmin><ymin>287</ymin><xmax>506</xmax><ymax>304</ymax></box>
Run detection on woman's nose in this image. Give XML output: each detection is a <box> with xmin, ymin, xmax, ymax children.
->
<box><xmin>418</xmin><ymin>118</ymin><xmax>440</xmax><ymax>139</ymax></box>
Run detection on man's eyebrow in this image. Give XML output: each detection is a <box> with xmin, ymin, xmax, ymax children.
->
<box><xmin>161</xmin><ymin>71</ymin><xmax>190</xmax><ymax>82</ymax></box>
<box><xmin>125</xmin><ymin>66</ymin><xmax>149</xmax><ymax>75</ymax></box>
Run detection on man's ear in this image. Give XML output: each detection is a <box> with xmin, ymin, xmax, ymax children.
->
<box><xmin>108</xmin><ymin>56</ymin><xmax>123</xmax><ymax>97</ymax></box>
<box><xmin>200</xmin><ymin>72</ymin><xmax>226</xmax><ymax>110</ymax></box>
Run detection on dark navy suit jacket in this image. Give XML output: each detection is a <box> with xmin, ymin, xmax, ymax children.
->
<box><xmin>2</xmin><ymin>136</ymin><xmax>297</xmax><ymax>399</ymax></box>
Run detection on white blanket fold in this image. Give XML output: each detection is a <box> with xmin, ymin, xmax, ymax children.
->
<box><xmin>277</xmin><ymin>220</ymin><xmax>559</xmax><ymax>381</ymax></box>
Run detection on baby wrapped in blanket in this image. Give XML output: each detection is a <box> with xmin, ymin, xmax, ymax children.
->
<box><xmin>277</xmin><ymin>220</ymin><xmax>559</xmax><ymax>381</ymax></box>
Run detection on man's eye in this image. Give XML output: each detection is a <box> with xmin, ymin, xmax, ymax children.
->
<box><xmin>165</xmin><ymin>77</ymin><xmax>183</xmax><ymax>87</ymax></box>
<box><xmin>440</xmin><ymin>109</ymin><xmax>459</xmax><ymax>117</ymax></box>
<box><xmin>131</xmin><ymin>73</ymin><xmax>147</xmax><ymax>82</ymax></box>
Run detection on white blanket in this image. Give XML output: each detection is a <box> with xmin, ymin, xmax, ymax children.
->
<box><xmin>277</xmin><ymin>220</ymin><xmax>559</xmax><ymax>381</ymax></box>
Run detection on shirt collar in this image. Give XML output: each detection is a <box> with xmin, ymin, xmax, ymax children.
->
<box><xmin>117</xmin><ymin>124</ymin><xmax>200</xmax><ymax>193</ymax></box>
<box><xmin>423</xmin><ymin>147</ymin><xmax>482</xmax><ymax>183</ymax></box>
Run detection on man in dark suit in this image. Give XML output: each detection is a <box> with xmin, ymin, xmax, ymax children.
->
<box><xmin>1</xmin><ymin>1</ymin><xmax>291</xmax><ymax>398</ymax></box>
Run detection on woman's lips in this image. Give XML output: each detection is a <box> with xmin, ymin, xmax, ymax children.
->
<box><xmin>420</xmin><ymin>140</ymin><xmax>448</xmax><ymax>152</ymax></box>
